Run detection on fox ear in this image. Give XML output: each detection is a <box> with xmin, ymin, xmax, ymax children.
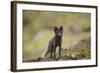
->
<box><xmin>60</xmin><ymin>26</ymin><xmax>63</xmax><ymax>31</ymax></box>
<box><xmin>54</xmin><ymin>26</ymin><xmax>58</xmax><ymax>32</ymax></box>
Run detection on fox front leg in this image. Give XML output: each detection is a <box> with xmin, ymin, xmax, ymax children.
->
<box><xmin>54</xmin><ymin>48</ymin><xmax>56</xmax><ymax>60</ymax></box>
<box><xmin>50</xmin><ymin>49</ymin><xmax>53</xmax><ymax>59</ymax></box>
<box><xmin>59</xmin><ymin>45</ymin><xmax>61</xmax><ymax>59</ymax></box>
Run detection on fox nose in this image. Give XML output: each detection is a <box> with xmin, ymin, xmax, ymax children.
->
<box><xmin>58</xmin><ymin>33</ymin><xmax>62</xmax><ymax>36</ymax></box>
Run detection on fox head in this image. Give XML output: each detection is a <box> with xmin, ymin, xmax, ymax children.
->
<box><xmin>54</xmin><ymin>26</ymin><xmax>63</xmax><ymax>37</ymax></box>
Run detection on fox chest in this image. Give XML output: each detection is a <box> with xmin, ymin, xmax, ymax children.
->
<box><xmin>49</xmin><ymin>38</ymin><xmax>61</xmax><ymax>47</ymax></box>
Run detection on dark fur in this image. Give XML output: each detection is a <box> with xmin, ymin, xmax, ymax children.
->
<box><xmin>45</xmin><ymin>26</ymin><xmax>63</xmax><ymax>59</ymax></box>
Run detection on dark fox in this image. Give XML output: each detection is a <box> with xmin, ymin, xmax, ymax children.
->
<box><xmin>45</xmin><ymin>26</ymin><xmax>63</xmax><ymax>59</ymax></box>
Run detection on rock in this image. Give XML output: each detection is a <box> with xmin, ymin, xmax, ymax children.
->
<box><xmin>70</xmin><ymin>37</ymin><xmax>91</xmax><ymax>49</ymax></box>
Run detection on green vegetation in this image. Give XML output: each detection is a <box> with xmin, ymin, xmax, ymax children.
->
<box><xmin>23</xmin><ymin>10</ymin><xmax>91</xmax><ymax>62</ymax></box>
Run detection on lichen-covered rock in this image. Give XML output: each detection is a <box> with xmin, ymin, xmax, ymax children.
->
<box><xmin>70</xmin><ymin>37</ymin><xmax>91</xmax><ymax>49</ymax></box>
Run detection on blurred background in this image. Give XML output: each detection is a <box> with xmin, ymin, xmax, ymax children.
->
<box><xmin>23</xmin><ymin>10</ymin><xmax>91</xmax><ymax>62</ymax></box>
